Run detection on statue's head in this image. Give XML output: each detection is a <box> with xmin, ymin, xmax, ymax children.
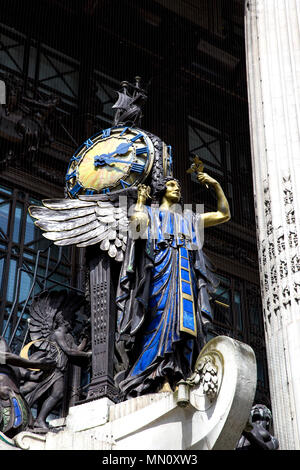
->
<box><xmin>54</xmin><ymin>313</ymin><xmax>72</xmax><ymax>332</ymax></box>
<box><xmin>153</xmin><ymin>177</ymin><xmax>182</xmax><ymax>204</ymax></box>
<box><xmin>251</xmin><ymin>404</ymin><xmax>272</xmax><ymax>429</ymax></box>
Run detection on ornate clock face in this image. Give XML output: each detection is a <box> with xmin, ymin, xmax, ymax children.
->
<box><xmin>65</xmin><ymin>126</ymin><xmax>154</xmax><ymax>197</ymax></box>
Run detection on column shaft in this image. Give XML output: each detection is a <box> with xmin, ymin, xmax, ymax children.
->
<box><xmin>245</xmin><ymin>0</ymin><xmax>300</xmax><ymax>449</ymax></box>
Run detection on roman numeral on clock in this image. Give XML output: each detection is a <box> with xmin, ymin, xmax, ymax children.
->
<box><xmin>84</xmin><ymin>138</ymin><xmax>93</xmax><ymax>148</ymax></box>
<box><xmin>102</xmin><ymin>128</ymin><xmax>111</xmax><ymax>138</ymax></box>
<box><xmin>130</xmin><ymin>133</ymin><xmax>143</xmax><ymax>142</ymax></box>
<box><xmin>70</xmin><ymin>154</ymin><xmax>81</xmax><ymax>163</ymax></box>
<box><xmin>65</xmin><ymin>169</ymin><xmax>77</xmax><ymax>181</ymax></box>
<box><xmin>69</xmin><ymin>182</ymin><xmax>83</xmax><ymax>197</ymax></box>
<box><xmin>120</xmin><ymin>127</ymin><xmax>129</xmax><ymax>136</ymax></box>
<box><xmin>131</xmin><ymin>162</ymin><xmax>145</xmax><ymax>173</ymax></box>
<box><xmin>135</xmin><ymin>146</ymin><xmax>148</xmax><ymax>155</ymax></box>
<box><xmin>120</xmin><ymin>179</ymin><xmax>131</xmax><ymax>189</ymax></box>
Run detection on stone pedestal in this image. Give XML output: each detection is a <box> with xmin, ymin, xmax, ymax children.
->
<box><xmin>245</xmin><ymin>0</ymin><xmax>300</xmax><ymax>449</ymax></box>
<box><xmin>8</xmin><ymin>336</ymin><xmax>257</xmax><ymax>451</ymax></box>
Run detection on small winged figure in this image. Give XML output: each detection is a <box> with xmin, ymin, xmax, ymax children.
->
<box><xmin>29</xmin><ymin>194</ymin><xmax>130</xmax><ymax>263</ymax></box>
<box><xmin>20</xmin><ymin>290</ymin><xmax>91</xmax><ymax>431</ymax></box>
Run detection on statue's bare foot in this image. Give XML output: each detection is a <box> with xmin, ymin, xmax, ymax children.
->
<box><xmin>32</xmin><ymin>419</ymin><xmax>49</xmax><ymax>433</ymax></box>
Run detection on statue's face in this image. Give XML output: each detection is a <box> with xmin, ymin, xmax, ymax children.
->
<box><xmin>164</xmin><ymin>179</ymin><xmax>181</xmax><ymax>203</ymax></box>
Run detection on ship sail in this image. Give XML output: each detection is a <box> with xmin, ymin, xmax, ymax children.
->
<box><xmin>112</xmin><ymin>92</ymin><xmax>133</xmax><ymax>110</ymax></box>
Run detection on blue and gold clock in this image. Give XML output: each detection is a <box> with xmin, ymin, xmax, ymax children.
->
<box><xmin>65</xmin><ymin>126</ymin><xmax>154</xmax><ymax>197</ymax></box>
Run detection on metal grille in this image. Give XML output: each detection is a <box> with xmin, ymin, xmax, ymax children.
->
<box><xmin>0</xmin><ymin>183</ymin><xmax>76</xmax><ymax>353</ymax></box>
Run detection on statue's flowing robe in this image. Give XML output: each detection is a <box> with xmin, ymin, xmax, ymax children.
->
<box><xmin>115</xmin><ymin>207</ymin><xmax>218</xmax><ymax>397</ymax></box>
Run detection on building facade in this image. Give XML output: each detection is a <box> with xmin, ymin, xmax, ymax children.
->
<box><xmin>0</xmin><ymin>0</ymin><xmax>271</xmax><ymax>427</ymax></box>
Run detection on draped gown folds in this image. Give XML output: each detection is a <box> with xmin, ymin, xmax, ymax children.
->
<box><xmin>115</xmin><ymin>207</ymin><xmax>218</xmax><ymax>398</ymax></box>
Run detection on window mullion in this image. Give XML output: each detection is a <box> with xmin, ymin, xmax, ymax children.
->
<box><xmin>0</xmin><ymin>191</ymin><xmax>16</xmax><ymax>333</ymax></box>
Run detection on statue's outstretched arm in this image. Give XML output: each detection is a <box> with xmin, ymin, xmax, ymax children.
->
<box><xmin>3</xmin><ymin>351</ymin><xmax>54</xmax><ymax>371</ymax></box>
<box><xmin>197</xmin><ymin>172</ymin><xmax>231</xmax><ymax>228</ymax></box>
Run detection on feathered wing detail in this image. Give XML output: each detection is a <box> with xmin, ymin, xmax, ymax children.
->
<box><xmin>29</xmin><ymin>197</ymin><xmax>129</xmax><ymax>262</ymax></box>
<box><xmin>29</xmin><ymin>291</ymin><xmax>61</xmax><ymax>355</ymax></box>
<box><xmin>29</xmin><ymin>290</ymin><xmax>85</xmax><ymax>353</ymax></box>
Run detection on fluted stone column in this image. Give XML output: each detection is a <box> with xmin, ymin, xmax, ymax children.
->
<box><xmin>245</xmin><ymin>0</ymin><xmax>300</xmax><ymax>450</ymax></box>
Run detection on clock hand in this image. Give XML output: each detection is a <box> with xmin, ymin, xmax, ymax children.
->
<box><xmin>105</xmin><ymin>157</ymin><xmax>133</xmax><ymax>165</ymax></box>
<box><xmin>105</xmin><ymin>157</ymin><xmax>145</xmax><ymax>174</ymax></box>
<box><xmin>94</xmin><ymin>142</ymin><xmax>133</xmax><ymax>167</ymax></box>
<box><xmin>94</xmin><ymin>155</ymin><xmax>133</xmax><ymax>167</ymax></box>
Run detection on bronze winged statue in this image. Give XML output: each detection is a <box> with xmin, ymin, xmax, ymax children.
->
<box><xmin>20</xmin><ymin>290</ymin><xmax>91</xmax><ymax>431</ymax></box>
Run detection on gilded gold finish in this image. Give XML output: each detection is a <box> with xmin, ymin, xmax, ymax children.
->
<box><xmin>186</xmin><ymin>155</ymin><xmax>204</xmax><ymax>175</ymax></box>
<box><xmin>20</xmin><ymin>340</ymin><xmax>42</xmax><ymax>371</ymax></box>
<box><xmin>186</xmin><ymin>158</ymin><xmax>231</xmax><ymax>228</ymax></box>
<box><xmin>20</xmin><ymin>339</ymin><xmax>61</xmax><ymax>371</ymax></box>
<box><xmin>214</xmin><ymin>300</ymin><xmax>230</xmax><ymax>308</ymax></box>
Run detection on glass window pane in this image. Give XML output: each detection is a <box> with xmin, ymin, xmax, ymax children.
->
<box><xmin>8</xmin><ymin>44</ymin><xmax>24</xmax><ymax>71</ymax></box>
<box><xmin>94</xmin><ymin>76</ymin><xmax>118</xmax><ymax>120</ymax></box>
<box><xmin>188</xmin><ymin>118</ymin><xmax>232</xmax><ymax>193</ymax></box>
<box><xmin>247</xmin><ymin>290</ymin><xmax>261</xmax><ymax>326</ymax></box>
<box><xmin>47</xmin><ymin>271</ymin><xmax>71</xmax><ymax>291</ymax></box>
<box><xmin>19</xmin><ymin>269</ymin><xmax>33</xmax><ymax>303</ymax></box>
<box><xmin>13</xmin><ymin>203</ymin><xmax>23</xmax><ymax>243</ymax></box>
<box><xmin>0</xmin><ymin>199</ymin><xmax>10</xmax><ymax>236</ymax></box>
<box><xmin>206</xmin><ymin>140</ymin><xmax>221</xmax><ymax>166</ymax></box>
<box><xmin>6</xmin><ymin>259</ymin><xmax>17</xmax><ymax>302</ymax></box>
<box><xmin>63</xmin><ymin>71</ymin><xmax>79</xmax><ymax>96</ymax></box>
<box><xmin>29</xmin><ymin>197</ymin><xmax>41</xmax><ymax>206</ymax></box>
<box><xmin>188</xmin><ymin>125</ymin><xmax>201</xmax><ymax>152</ymax></box>
<box><xmin>214</xmin><ymin>303</ymin><xmax>233</xmax><ymax>327</ymax></box>
<box><xmin>0</xmin><ymin>44</ymin><xmax>23</xmax><ymax>72</ymax></box>
<box><xmin>28</xmin><ymin>45</ymin><xmax>37</xmax><ymax>79</ymax></box>
<box><xmin>0</xmin><ymin>185</ymin><xmax>12</xmax><ymax>195</ymax></box>
<box><xmin>23</xmin><ymin>251</ymin><xmax>35</xmax><ymax>262</ymax></box>
<box><xmin>40</xmin><ymin>76</ymin><xmax>75</xmax><ymax>97</ymax></box>
<box><xmin>234</xmin><ymin>290</ymin><xmax>243</xmax><ymax>330</ymax></box>
<box><xmin>217</xmin><ymin>274</ymin><xmax>231</xmax><ymax>287</ymax></box>
<box><xmin>214</xmin><ymin>284</ymin><xmax>232</xmax><ymax>326</ymax></box>
<box><xmin>38</xmin><ymin>47</ymin><xmax>79</xmax><ymax>100</ymax></box>
<box><xmin>0</xmin><ymin>256</ymin><xmax>5</xmax><ymax>289</ymax></box>
<box><xmin>24</xmin><ymin>212</ymin><xmax>44</xmax><ymax>247</ymax></box>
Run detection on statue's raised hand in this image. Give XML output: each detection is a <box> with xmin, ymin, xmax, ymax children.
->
<box><xmin>130</xmin><ymin>184</ymin><xmax>150</xmax><ymax>237</ymax></box>
<box><xmin>137</xmin><ymin>184</ymin><xmax>151</xmax><ymax>206</ymax></box>
<box><xmin>196</xmin><ymin>172</ymin><xmax>218</xmax><ymax>187</ymax></box>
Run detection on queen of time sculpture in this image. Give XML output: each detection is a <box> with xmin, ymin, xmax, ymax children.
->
<box><xmin>27</xmin><ymin>77</ymin><xmax>230</xmax><ymax>412</ymax></box>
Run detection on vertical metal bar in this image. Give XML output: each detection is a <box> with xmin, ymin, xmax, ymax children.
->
<box><xmin>68</xmin><ymin>247</ymin><xmax>86</xmax><ymax>408</ymax></box>
<box><xmin>8</xmin><ymin>249</ymin><xmax>42</xmax><ymax>347</ymax></box>
<box><xmin>43</xmin><ymin>244</ymin><xmax>51</xmax><ymax>290</ymax></box>
<box><xmin>0</xmin><ymin>190</ymin><xmax>17</xmax><ymax>334</ymax></box>
<box><xmin>8</xmin><ymin>194</ymin><xmax>29</xmax><ymax>341</ymax></box>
